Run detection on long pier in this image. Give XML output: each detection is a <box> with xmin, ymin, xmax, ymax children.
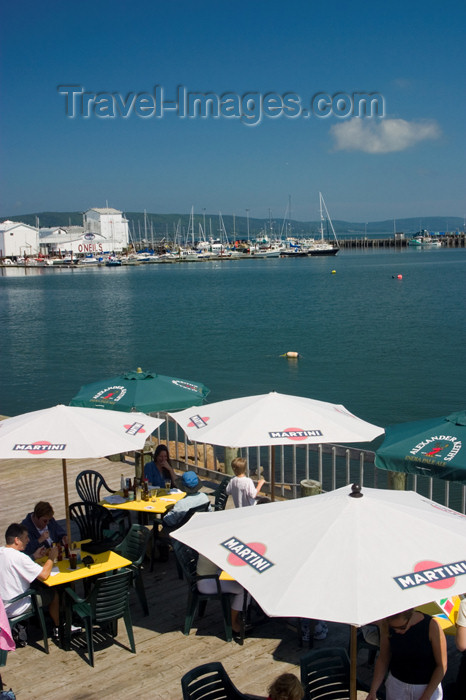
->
<box><xmin>338</xmin><ymin>233</ymin><xmax>465</xmax><ymax>249</ymax></box>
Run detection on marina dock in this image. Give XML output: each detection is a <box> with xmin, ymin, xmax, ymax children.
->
<box><xmin>0</xmin><ymin>453</ymin><xmax>463</xmax><ymax>699</ymax></box>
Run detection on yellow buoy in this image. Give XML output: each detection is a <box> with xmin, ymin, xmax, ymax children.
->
<box><xmin>331</xmin><ymin>270</ymin><xmax>336</xmax><ymax>274</ymax></box>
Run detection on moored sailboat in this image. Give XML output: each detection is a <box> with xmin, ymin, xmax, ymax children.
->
<box><xmin>307</xmin><ymin>193</ymin><xmax>340</xmax><ymax>256</ymax></box>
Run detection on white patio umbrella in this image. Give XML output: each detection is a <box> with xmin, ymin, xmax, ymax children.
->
<box><xmin>0</xmin><ymin>404</ymin><xmax>163</xmax><ymax>544</ymax></box>
<box><xmin>168</xmin><ymin>391</ymin><xmax>384</xmax><ymax>496</ymax></box>
<box><xmin>172</xmin><ymin>484</ymin><xmax>466</xmax><ymax>698</ymax></box>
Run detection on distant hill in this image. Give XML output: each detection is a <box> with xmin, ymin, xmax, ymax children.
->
<box><xmin>2</xmin><ymin>211</ymin><xmax>464</xmax><ymax>237</ymax></box>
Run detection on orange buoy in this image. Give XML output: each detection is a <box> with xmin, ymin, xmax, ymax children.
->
<box><xmin>397</xmin><ymin>274</ymin><xmax>403</xmax><ymax>279</ymax></box>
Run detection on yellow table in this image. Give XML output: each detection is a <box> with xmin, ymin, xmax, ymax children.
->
<box><xmin>103</xmin><ymin>490</ymin><xmax>186</xmax><ymax>570</ymax></box>
<box><xmin>41</xmin><ymin>549</ymin><xmax>132</xmax><ymax>587</ymax></box>
<box><xmin>417</xmin><ymin>598</ymin><xmax>460</xmax><ymax>636</ymax></box>
<box><xmin>102</xmin><ymin>490</ymin><xmax>185</xmax><ymax>515</ymax></box>
<box><xmin>220</xmin><ymin>570</ymin><xmax>234</xmax><ymax>581</ymax></box>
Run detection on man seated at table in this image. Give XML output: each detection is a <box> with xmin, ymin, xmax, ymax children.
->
<box><xmin>162</xmin><ymin>471</ymin><xmax>210</xmax><ymax>529</ymax></box>
<box><xmin>22</xmin><ymin>501</ymin><xmax>67</xmax><ymax>560</ymax></box>
<box><xmin>0</xmin><ymin>523</ymin><xmax>60</xmax><ymax>640</ymax></box>
<box><xmin>156</xmin><ymin>472</ymin><xmax>210</xmax><ymax>561</ymax></box>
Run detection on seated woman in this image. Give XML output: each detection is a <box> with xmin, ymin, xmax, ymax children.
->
<box><xmin>144</xmin><ymin>444</ymin><xmax>177</xmax><ymax>488</ymax></box>
<box><xmin>196</xmin><ymin>552</ymin><xmax>246</xmax><ymax>641</ymax></box>
<box><xmin>21</xmin><ymin>501</ymin><xmax>67</xmax><ymax>559</ymax></box>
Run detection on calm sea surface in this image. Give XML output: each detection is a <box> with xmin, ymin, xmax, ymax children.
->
<box><xmin>1</xmin><ymin>248</ymin><xmax>465</xmax><ymax>430</ymax></box>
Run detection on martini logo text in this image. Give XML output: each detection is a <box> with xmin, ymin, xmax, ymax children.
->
<box><xmin>221</xmin><ymin>537</ymin><xmax>274</xmax><ymax>573</ymax></box>
<box><xmin>13</xmin><ymin>442</ymin><xmax>66</xmax><ymax>453</ymax></box>
<box><xmin>268</xmin><ymin>429</ymin><xmax>323</xmax><ymax>440</ymax></box>
<box><xmin>188</xmin><ymin>414</ymin><xmax>209</xmax><ymax>429</ymax></box>
<box><xmin>124</xmin><ymin>422</ymin><xmax>144</xmax><ymax>435</ymax></box>
<box><xmin>394</xmin><ymin>560</ymin><xmax>466</xmax><ymax>590</ymax></box>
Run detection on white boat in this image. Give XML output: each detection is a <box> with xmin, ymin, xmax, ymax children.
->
<box><xmin>408</xmin><ymin>231</ymin><xmax>442</xmax><ymax>247</ymax></box>
<box><xmin>136</xmin><ymin>252</ymin><xmax>159</xmax><ymax>263</ymax></box>
<box><xmin>105</xmin><ymin>255</ymin><xmax>122</xmax><ymax>266</ymax></box>
<box><xmin>250</xmin><ymin>245</ymin><xmax>283</xmax><ymax>258</ymax></box>
<box><xmin>78</xmin><ymin>255</ymin><xmax>100</xmax><ymax>265</ymax></box>
<box><xmin>307</xmin><ymin>193</ymin><xmax>340</xmax><ymax>256</ymax></box>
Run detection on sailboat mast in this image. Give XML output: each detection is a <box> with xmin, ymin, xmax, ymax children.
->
<box><xmin>319</xmin><ymin>192</ymin><xmax>325</xmax><ymax>241</ymax></box>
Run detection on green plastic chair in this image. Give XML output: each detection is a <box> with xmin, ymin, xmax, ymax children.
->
<box><xmin>212</xmin><ymin>476</ymin><xmax>231</xmax><ymax>511</ymax></box>
<box><xmin>112</xmin><ymin>524</ymin><xmax>151</xmax><ymax>616</ymax></box>
<box><xmin>64</xmin><ymin>569</ymin><xmax>135</xmax><ymax>666</ymax></box>
<box><xmin>75</xmin><ymin>469</ymin><xmax>131</xmax><ymax>535</ymax></box>
<box><xmin>181</xmin><ymin>661</ymin><xmax>256</xmax><ymax>699</ymax></box>
<box><xmin>172</xmin><ymin>540</ymin><xmax>233</xmax><ymax>642</ymax></box>
<box><xmin>2</xmin><ymin>588</ymin><xmax>49</xmax><ymax>655</ymax></box>
<box><xmin>300</xmin><ymin>647</ymin><xmax>373</xmax><ymax>700</ymax></box>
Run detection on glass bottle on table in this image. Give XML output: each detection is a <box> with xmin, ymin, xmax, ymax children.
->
<box><xmin>142</xmin><ymin>478</ymin><xmax>149</xmax><ymax>501</ymax></box>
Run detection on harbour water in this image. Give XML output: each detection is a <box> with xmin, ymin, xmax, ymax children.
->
<box><xmin>1</xmin><ymin>247</ymin><xmax>465</xmax><ymax>432</ymax></box>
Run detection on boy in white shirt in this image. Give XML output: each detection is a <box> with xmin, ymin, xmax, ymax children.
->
<box><xmin>226</xmin><ymin>458</ymin><xmax>265</xmax><ymax>507</ymax></box>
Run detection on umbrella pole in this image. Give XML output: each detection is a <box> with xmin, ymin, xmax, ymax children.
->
<box><xmin>62</xmin><ymin>458</ymin><xmax>72</xmax><ymax>546</ymax></box>
<box><xmin>271</xmin><ymin>446</ymin><xmax>275</xmax><ymax>502</ymax></box>
<box><xmin>350</xmin><ymin>624</ymin><xmax>357</xmax><ymax>700</ymax></box>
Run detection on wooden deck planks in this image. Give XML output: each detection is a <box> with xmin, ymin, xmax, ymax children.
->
<box><xmin>0</xmin><ymin>455</ymin><xmax>462</xmax><ymax>699</ymax></box>
<box><xmin>0</xmin><ymin>455</ymin><xmax>303</xmax><ymax>699</ymax></box>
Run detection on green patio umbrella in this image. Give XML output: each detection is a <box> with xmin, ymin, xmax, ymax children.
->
<box><xmin>70</xmin><ymin>367</ymin><xmax>210</xmax><ymax>413</ymax></box>
<box><xmin>375</xmin><ymin>410</ymin><xmax>466</xmax><ymax>483</ymax></box>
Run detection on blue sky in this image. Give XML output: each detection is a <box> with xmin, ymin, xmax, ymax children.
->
<box><xmin>1</xmin><ymin>0</ymin><xmax>465</xmax><ymax>222</ymax></box>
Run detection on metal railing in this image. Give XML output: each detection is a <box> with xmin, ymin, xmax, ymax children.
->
<box><xmin>150</xmin><ymin>414</ymin><xmax>466</xmax><ymax>514</ymax></box>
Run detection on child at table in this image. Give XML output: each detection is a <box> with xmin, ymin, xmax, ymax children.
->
<box><xmin>226</xmin><ymin>458</ymin><xmax>265</xmax><ymax>507</ymax></box>
<box><xmin>267</xmin><ymin>673</ymin><xmax>304</xmax><ymax>700</ymax></box>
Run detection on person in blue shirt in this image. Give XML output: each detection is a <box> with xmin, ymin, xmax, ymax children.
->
<box><xmin>144</xmin><ymin>444</ymin><xmax>177</xmax><ymax>488</ymax></box>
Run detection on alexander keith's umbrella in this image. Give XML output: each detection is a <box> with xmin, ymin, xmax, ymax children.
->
<box><xmin>375</xmin><ymin>410</ymin><xmax>466</xmax><ymax>484</ymax></box>
<box><xmin>168</xmin><ymin>391</ymin><xmax>384</xmax><ymax>497</ymax></box>
<box><xmin>0</xmin><ymin>405</ymin><xmax>163</xmax><ymax>544</ymax></box>
<box><xmin>172</xmin><ymin>484</ymin><xmax>466</xmax><ymax>699</ymax></box>
<box><xmin>70</xmin><ymin>367</ymin><xmax>210</xmax><ymax>414</ymax></box>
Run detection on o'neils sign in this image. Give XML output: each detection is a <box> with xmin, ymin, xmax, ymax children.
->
<box><xmin>221</xmin><ymin>537</ymin><xmax>274</xmax><ymax>573</ymax></box>
<box><xmin>394</xmin><ymin>560</ymin><xmax>466</xmax><ymax>590</ymax></box>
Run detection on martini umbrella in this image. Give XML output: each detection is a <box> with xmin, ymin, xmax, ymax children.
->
<box><xmin>168</xmin><ymin>391</ymin><xmax>384</xmax><ymax>496</ymax></box>
<box><xmin>172</xmin><ymin>484</ymin><xmax>466</xmax><ymax>698</ymax></box>
<box><xmin>70</xmin><ymin>367</ymin><xmax>210</xmax><ymax>413</ymax></box>
<box><xmin>375</xmin><ymin>410</ymin><xmax>466</xmax><ymax>483</ymax></box>
<box><xmin>0</xmin><ymin>404</ymin><xmax>163</xmax><ymax>545</ymax></box>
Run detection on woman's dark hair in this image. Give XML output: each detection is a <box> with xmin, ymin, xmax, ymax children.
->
<box><xmin>153</xmin><ymin>444</ymin><xmax>172</xmax><ymax>465</ymax></box>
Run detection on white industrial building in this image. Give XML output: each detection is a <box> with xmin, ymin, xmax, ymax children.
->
<box><xmin>83</xmin><ymin>208</ymin><xmax>129</xmax><ymax>252</ymax></box>
<box><xmin>38</xmin><ymin>207</ymin><xmax>129</xmax><ymax>256</ymax></box>
<box><xmin>1</xmin><ymin>207</ymin><xmax>129</xmax><ymax>259</ymax></box>
<box><xmin>0</xmin><ymin>221</ymin><xmax>39</xmax><ymax>258</ymax></box>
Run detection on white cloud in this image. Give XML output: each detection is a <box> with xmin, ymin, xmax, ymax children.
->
<box><xmin>330</xmin><ymin>118</ymin><xmax>441</xmax><ymax>154</ymax></box>
<box><xmin>392</xmin><ymin>78</ymin><xmax>412</xmax><ymax>90</ymax></box>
